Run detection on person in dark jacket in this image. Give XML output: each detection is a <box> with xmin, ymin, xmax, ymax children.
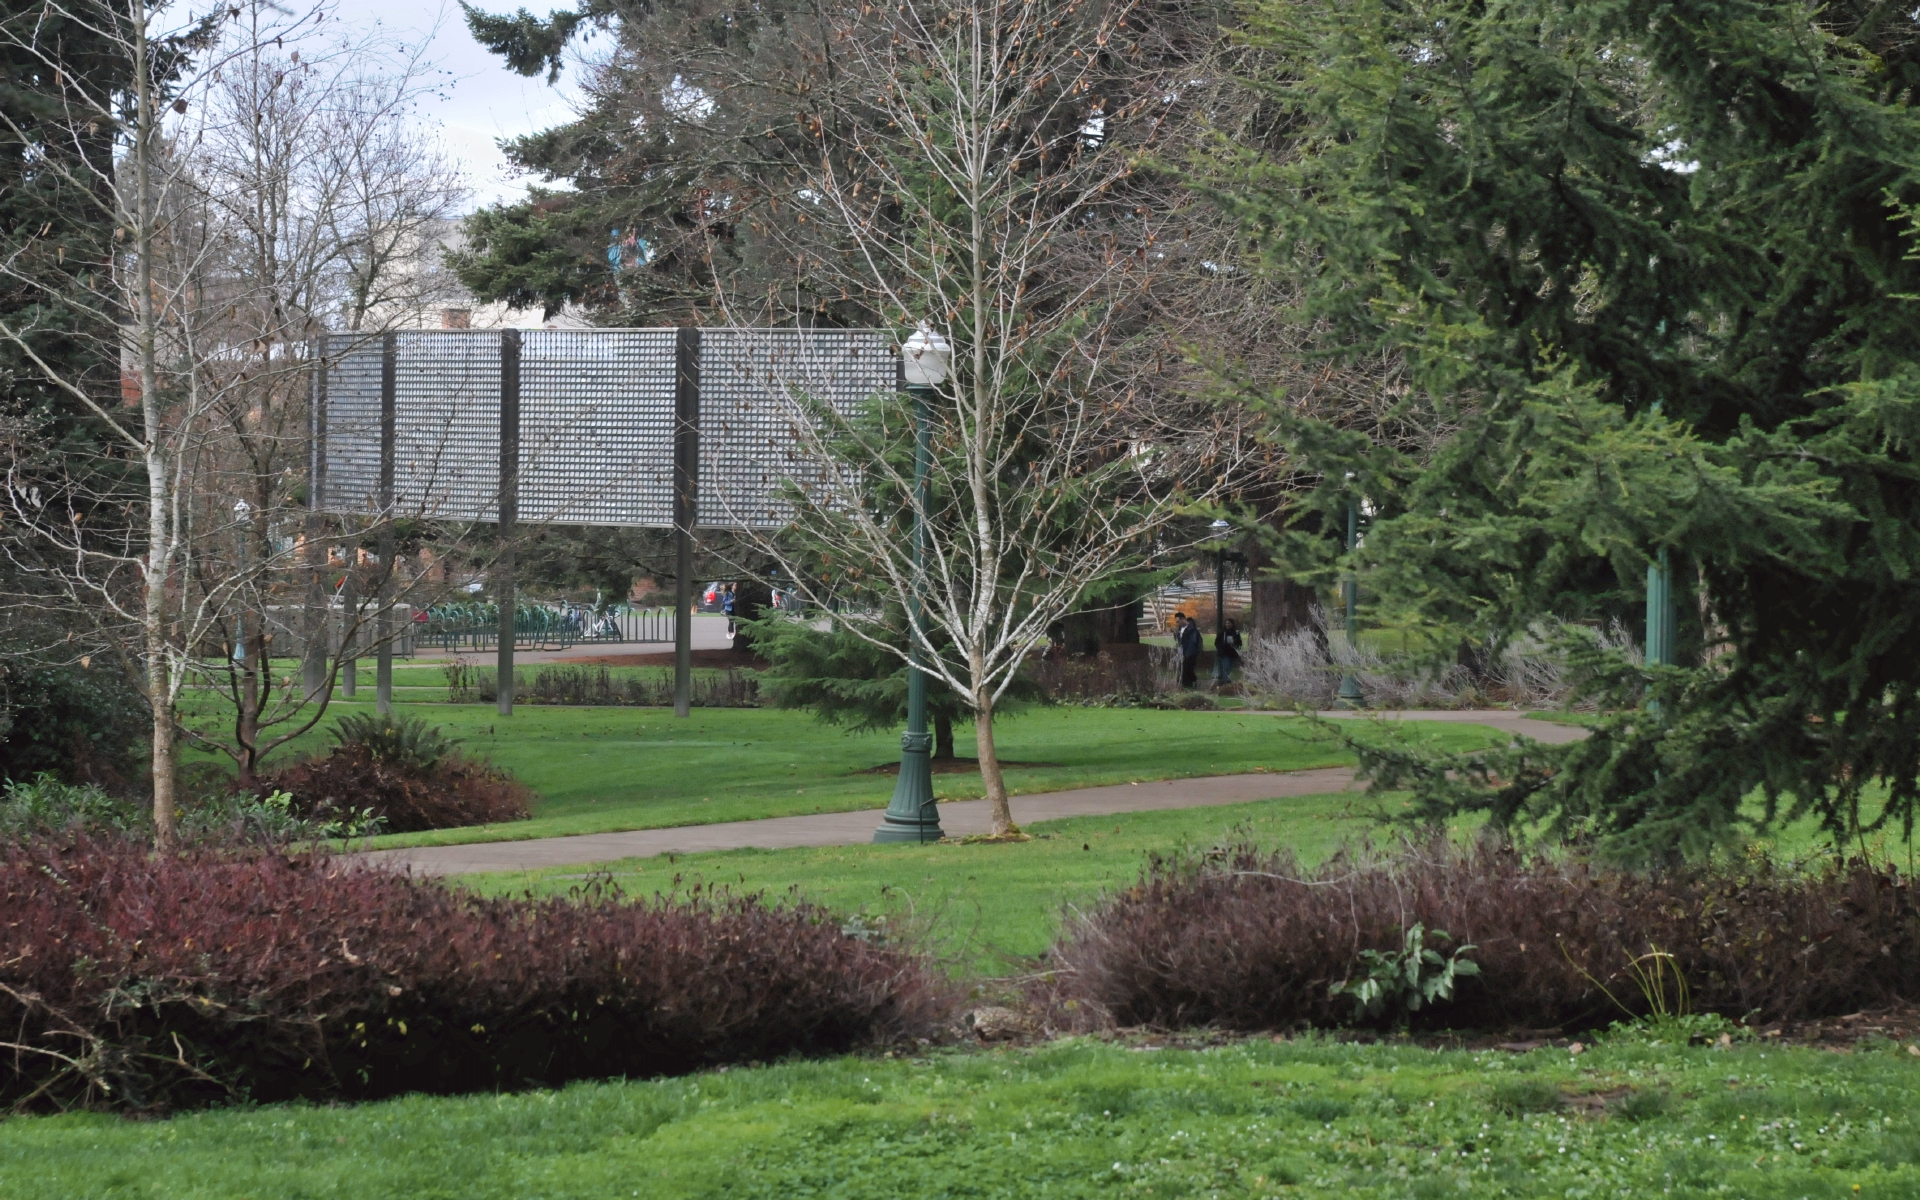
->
<box><xmin>1175</xmin><ymin>612</ymin><xmax>1202</xmax><ymax>688</ymax></box>
<box><xmin>1214</xmin><ymin>617</ymin><xmax>1243</xmax><ymax>685</ymax></box>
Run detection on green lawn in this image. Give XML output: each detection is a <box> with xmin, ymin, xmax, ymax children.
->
<box><xmin>6</xmin><ymin>1034</ymin><xmax>1915</xmax><ymax>1198</ymax></box>
<box><xmin>460</xmin><ymin>791</ymin><xmax>1393</xmax><ymax>972</ymax></box>
<box><xmin>200</xmin><ymin>706</ymin><xmax>1500</xmax><ymax>849</ymax></box>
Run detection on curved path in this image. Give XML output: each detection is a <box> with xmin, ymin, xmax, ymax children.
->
<box><xmin>363</xmin><ymin>710</ymin><xmax>1583</xmax><ymax>876</ymax></box>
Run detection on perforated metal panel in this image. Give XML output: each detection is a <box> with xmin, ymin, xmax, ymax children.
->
<box><xmin>394</xmin><ymin>331</ymin><xmax>502</xmax><ymax>521</ymax></box>
<box><xmin>318</xmin><ymin>337</ymin><xmax>385</xmax><ymax>513</ymax></box>
<box><xmin>697</xmin><ymin>329</ymin><xmax>896</xmax><ymax>528</ymax></box>
<box><xmin>315</xmin><ymin>327</ymin><xmax>897</xmax><ymax>530</ymax></box>
<box><xmin>519</xmin><ymin>329</ymin><xmax>677</xmax><ymax>526</ymax></box>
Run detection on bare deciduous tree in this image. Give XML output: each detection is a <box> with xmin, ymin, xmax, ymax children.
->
<box><xmin>0</xmin><ymin>0</ymin><xmax>470</xmax><ymax>841</ymax></box>
<box><xmin>721</xmin><ymin>0</ymin><xmax>1248</xmax><ymax>835</ymax></box>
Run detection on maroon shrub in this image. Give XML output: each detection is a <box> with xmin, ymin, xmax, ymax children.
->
<box><xmin>268</xmin><ymin>746</ymin><xmax>531</xmax><ymax>832</ymax></box>
<box><xmin>0</xmin><ymin>836</ymin><xmax>950</xmax><ymax>1112</ymax></box>
<box><xmin>1045</xmin><ymin>841</ymin><xmax>1920</xmax><ymax>1033</ymax></box>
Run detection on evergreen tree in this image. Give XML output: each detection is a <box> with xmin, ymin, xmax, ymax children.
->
<box><xmin>1221</xmin><ymin>0</ymin><xmax>1920</xmax><ymax>855</ymax></box>
<box><xmin>454</xmin><ymin>0</ymin><xmax>866</xmax><ymax>324</ymax></box>
<box><xmin>750</xmin><ymin>610</ymin><xmax>973</xmax><ymax>761</ymax></box>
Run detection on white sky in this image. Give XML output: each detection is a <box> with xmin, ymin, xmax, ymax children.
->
<box><xmin>322</xmin><ymin>0</ymin><xmax>585</xmax><ymax>211</ymax></box>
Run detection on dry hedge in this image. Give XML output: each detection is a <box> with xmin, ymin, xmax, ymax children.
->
<box><xmin>1045</xmin><ymin>841</ymin><xmax>1920</xmax><ymax>1033</ymax></box>
<box><xmin>0</xmin><ymin>836</ymin><xmax>951</xmax><ymax>1113</ymax></box>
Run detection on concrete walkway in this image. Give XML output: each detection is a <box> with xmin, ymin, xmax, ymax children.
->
<box><xmin>362</xmin><ymin>710</ymin><xmax>1582</xmax><ymax>876</ymax></box>
<box><xmin>363</xmin><ymin>767</ymin><xmax>1359</xmax><ymax>876</ymax></box>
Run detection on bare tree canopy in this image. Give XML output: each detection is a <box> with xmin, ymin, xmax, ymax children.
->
<box><xmin>0</xmin><ymin>0</ymin><xmax>471</xmax><ymax>840</ymax></box>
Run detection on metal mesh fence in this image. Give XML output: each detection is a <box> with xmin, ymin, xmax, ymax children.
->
<box><xmin>697</xmin><ymin>328</ymin><xmax>895</xmax><ymax>527</ymax></box>
<box><xmin>318</xmin><ymin>336</ymin><xmax>384</xmax><ymax>513</ymax></box>
<box><xmin>396</xmin><ymin>330</ymin><xmax>502</xmax><ymax>521</ymax></box>
<box><xmin>520</xmin><ymin>329</ymin><xmax>678</xmax><ymax>526</ymax></box>
<box><xmin>314</xmin><ymin>327</ymin><xmax>895</xmax><ymax>529</ymax></box>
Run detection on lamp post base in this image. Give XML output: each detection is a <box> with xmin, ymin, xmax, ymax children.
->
<box><xmin>1335</xmin><ymin>673</ymin><xmax>1365</xmax><ymax>709</ymax></box>
<box><xmin>873</xmin><ymin>731</ymin><xmax>943</xmax><ymax>843</ymax></box>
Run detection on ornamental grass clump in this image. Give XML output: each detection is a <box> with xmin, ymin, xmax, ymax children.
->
<box><xmin>1044</xmin><ymin>839</ymin><xmax>1920</xmax><ymax>1033</ymax></box>
<box><xmin>0</xmin><ymin>835</ymin><xmax>951</xmax><ymax>1113</ymax></box>
<box><xmin>267</xmin><ymin>713</ymin><xmax>529</xmax><ymax>832</ymax></box>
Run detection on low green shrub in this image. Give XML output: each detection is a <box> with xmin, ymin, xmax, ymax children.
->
<box><xmin>1328</xmin><ymin>922</ymin><xmax>1479</xmax><ymax>1025</ymax></box>
<box><xmin>329</xmin><ymin>712</ymin><xmax>454</xmax><ymax>772</ymax></box>
<box><xmin>0</xmin><ymin>774</ymin><xmax>143</xmax><ymax>836</ymax></box>
<box><xmin>0</xmin><ymin>652</ymin><xmax>148</xmax><ymax>789</ymax></box>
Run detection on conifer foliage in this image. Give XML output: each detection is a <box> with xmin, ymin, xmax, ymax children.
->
<box><xmin>1222</xmin><ymin>0</ymin><xmax>1920</xmax><ymax>854</ymax></box>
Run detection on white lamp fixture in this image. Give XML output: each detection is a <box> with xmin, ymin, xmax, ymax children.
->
<box><xmin>901</xmin><ymin>322</ymin><xmax>951</xmax><ymax>386</ymax></box>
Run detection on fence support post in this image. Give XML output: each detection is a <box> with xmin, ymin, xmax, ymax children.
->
<box><xmin>673</xmin><ymin>326</ymin><xmax>701</xmax><ymax>719</ymax></box>
<box><xmin>497</xmin><ymin>329</ymin><xmax>521</xmax><ymax>717</ymax></box>
<box><xmin>304</xmin><ymin>336</ymin><xmax>329</xmax><ymax>700</ymax></box>
<box><xmin>376</xmin><ymin>332</ymin><xmax>397</xmax><ymax>717</ymax></box>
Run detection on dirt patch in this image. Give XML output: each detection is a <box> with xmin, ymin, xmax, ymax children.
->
<box><xmin>561</xmin><ymin>649</ymin><xmax>770</xmax><ymax>670</ymax></box>
<box><xmin>1751</xmin><ymin>1003</ymin><xmax>1920</xmax><ymax>1049</ymax></box>
<box><xmin>988</xmin><ymin>1003</ymin><xmax>1920</xmax><ymax>1055</ymax></box>
<box><xmin>860</xmin><ymin>758</ymin><xmax>1064</xmax><ymax>776</ymax></box>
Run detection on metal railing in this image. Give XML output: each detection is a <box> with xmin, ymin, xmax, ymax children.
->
<box><xmin>419</xmin><ymin>603</ymin><xmax>673</xmax><ymax>652</ymax></box>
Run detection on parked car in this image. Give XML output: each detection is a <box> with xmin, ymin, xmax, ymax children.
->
<box><xmin>698</xmin><ymin>582</ymin><xmax>725</xmax><ymax>613</ymax></box>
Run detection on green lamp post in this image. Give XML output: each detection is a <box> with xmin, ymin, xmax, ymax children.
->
<box><xmin>1645</xmin><ymin>546</ymin><xmax>1676</xmax><ymax>721</ymax></box>
<box><xmin>1336</xmin><ymin>481</ymin><xmax>1365</xmax><ymax>708</ymax></box>
<box><xmin>874</xmin><ymin>324</ymin><xmax>949</xmax><ymax>844</ymax></box>
<box><xmin>1645</xmin><ymin>390</ymin><xmax>1677</xmax><ymax>705</ymax></box>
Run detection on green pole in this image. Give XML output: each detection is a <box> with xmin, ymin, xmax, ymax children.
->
<box><xmin>1645</xmin><ymin>548</ymin><xmax>1673</xmax><ymax>668</ymax></box>
<box><xmin>875</xmin><ymin>380</ymin><xmax>942</xmax><ymax>843</ymax></box>
<box><xmin>1336</xmin><ymin>495</ymin><xmax>1365</xmax><ymax>707</ymax></box>
<box><xmin>1645</xmin><ymin>546</ymin><xmax>1676</xmax><ymax>723</ymax></box>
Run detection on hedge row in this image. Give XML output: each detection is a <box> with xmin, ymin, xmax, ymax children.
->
<box><xmin>0</xmin><ymin>836</ymin><xmax>949</xmax><ymax>1113</ymax></box>
<box><xmin>1046</xmin><ymin>840</ymin><xmax>1920</xmax><ymax>1032</ymax></box>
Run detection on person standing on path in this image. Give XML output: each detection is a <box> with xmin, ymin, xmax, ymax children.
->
<box><xmin>1175</xmin><ymin>612</ymin><xmax>1202</xmax><ymax>688</ymax></box>
<box><xmin>1214</xmin><ymin>617</ymin><xmax>1242</xmax><ymax>686</ymax></box>
<box><xmin>723</xmin><ymin>582</ymin><xmax>738</xmax><ymax>639</ymax></box>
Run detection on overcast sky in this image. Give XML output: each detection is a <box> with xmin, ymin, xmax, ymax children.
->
<box><xmin>323</xmin><ymin>0</ymin><xmax>585</xmax><ymax>211</ymax></box>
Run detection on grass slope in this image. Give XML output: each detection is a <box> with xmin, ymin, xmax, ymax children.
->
<box><xmin>5</xmin><ymin>1036</ymin><xmax>1915</xmax><ymax>1198</ymax></box>
<box><xmin>462</xmin><ymin>792</ymin><xmax>1389</xmax><ymax>973</ymax></box>
<box><xmin>213</xmin><ymin>708</ymin><xmax>1498</xmax><ymax>849</ymax></box>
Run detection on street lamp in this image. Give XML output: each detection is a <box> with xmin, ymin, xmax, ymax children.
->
<box><xmin>875</xmin><ymin>324</ymin><xmax>949</xmax><ymax>844</ymax></box>
<box><xmin>1209</xmin><ymin>519</ymin><xmax>1230</xmax><ymax>681</ymax></box>
<box><xmin>1336</xmin><ymin>477</ymin><xmax>1365</xmax><ymax>708</ymax></box>
<box><xmin>232</xmin><ymin>499</ymin><xmax>252</xmax><ymax>666</ymax></box>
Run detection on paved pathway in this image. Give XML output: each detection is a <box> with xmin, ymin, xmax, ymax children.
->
<box><xmin>362</xmin><ymin>710</ymin><xmax>1584</xmax><ymax>876</ymax></box>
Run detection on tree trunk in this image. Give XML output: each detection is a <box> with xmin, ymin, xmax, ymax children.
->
<box><xmin>973</xmin><ymin>694</ymin><xmax>1016</xmax><ymax>835</ymax></box>
<box><xmin>1093</xmin><ymin>598</ymin><xmax>1141</xmax><ymax>645</ymax></box>
<box><xmin>237</xmin><ymin>627</ymin><xmax>261</xmax><ymax>788</ymax></box>
<box><xmin>132</xmin><ymin>0</ymin><xmax>177</xmax><ymax>851</ymax></box>
<box><xmin>1248</xmin><ymin>524</ymin><xmax>1317</xmax><ymax>638</ymax></box>
<box><xmin>150</xmin><ymin>685</ymin><xmax>177</xmax><ymax>850</ymax></box>
<box><xmin>934</xmin><ymin>710</ymin><xmax>955</xmax><ymax>760</ymax></box>
<box><xmin>1250</xmin><ymin>576</ymin><xmax>1317</xmax><ymax>638</ymax></box>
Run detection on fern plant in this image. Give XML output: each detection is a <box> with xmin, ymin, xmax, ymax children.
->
<box><xmin>328</xmin><ymin>712</ymin><xmax>454</xmax><ymax>773</ymax></box>
<box><xmin>1330</xmin><ymin>923</ymin><xmax>1480</xmax><ymax>1025</ymax></box>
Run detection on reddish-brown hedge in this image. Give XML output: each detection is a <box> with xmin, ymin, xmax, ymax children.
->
<box><xmin>0</xmin><ymin>836</ymin><xmax>950</xmax><ymax>1112</ymax></box>
<box><xmin>268</xmin><ymin>746</ymin><xmax>530</xmax><ymax>832</ymax></box>
<box><xmin>1045</xmin><ymin>841</ymin><xmax>1920</xmax><ymax>1033</ymax></box>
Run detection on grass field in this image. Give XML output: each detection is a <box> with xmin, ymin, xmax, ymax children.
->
<box><xmin>5</xmin><ymin>1034</ymin><xmax>1915</xmax><ymax>1198</ymax></box>
<box><xmin>461</xmin><ymin>791</ymin><xmax>1388</xmax><ymax>972</ymax></box>
<box><xmin>190</xmin><ymin>704</ymin><xmax>1501</xmax><ymax>849</ymax></box>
